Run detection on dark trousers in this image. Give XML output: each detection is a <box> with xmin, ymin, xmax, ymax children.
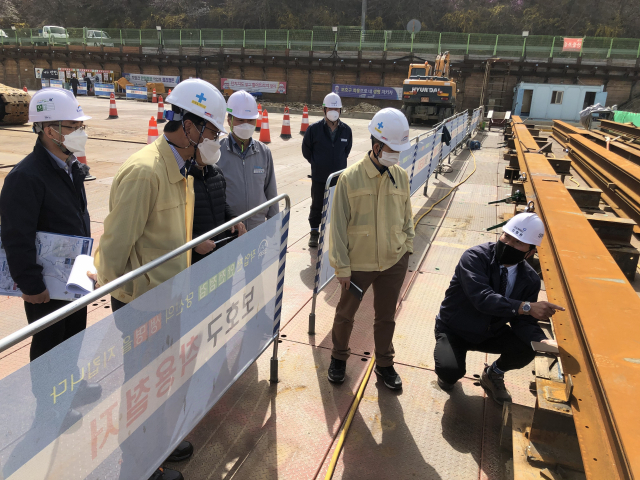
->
<box><xmin>24</xmin><ymin>300</ymin><xmax>87</xmax><ymax>361</ymax></box>
<box><xmin>72</xmin><ymin>86</ymin><xmax>78</xmax><ymax>97</ymax></box>
<box><xmin>331</xmin><ymin>253</ymin><xmax>409</xmax><ymax>367</ymax></box>
<box><xmin>433</xmin><ymin>325</ymin><xmax>536</xmax><ymax>385</ymax></box>
<box><xmin>111</xmin><ymin>296</ymin><xmax>126</xmax><ymax>312</ymax></box>
<box><xmin>309</xmin><ymin>180</ymin><xmax>326</xmax><ymax>230</ymax></box>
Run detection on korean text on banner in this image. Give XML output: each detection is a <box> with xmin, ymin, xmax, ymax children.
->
<box><xmin>49</xmin><ymin>79</ymin><xmax>63</xmax><ymax>89</ymax></box>
<box><xmin>220</xmin><ymin>78</ymin><xmax>287</xmax><ymax>94</ymax></box>
<box><xmin>123</xmin><ymin>73</ymin><xmax>181</xmax><ymax>88</ymax></box>
<box><xmin>126</xmin><ymin>85</ymin><xmax>149</xmax><ymax>100</ymax></box>
<box><xmin>0</xmin><ymin>213</ymin><xmax>285</xmax><ymax>480</ymax></box>
<box><xmin>563</xmin><ymin>38</ymin><xmax>583</xmax><ymax>52</ymax></box>
<box><xmin>332</xmin><ymin>84</ymin><xmax>403</xmax><ymax>101</ymax></box>
<box><xmin>77</xmin><ymin>82</ymin><xmax>88</xmax><ymax>95</ymax></box>
<box><xmin>94</xmin><ymin>83</ymin><xmax>114</xmax><ymax>97</ymax></box>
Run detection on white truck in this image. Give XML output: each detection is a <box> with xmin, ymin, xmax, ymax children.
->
<box><xmin>32</xmin><ymin>26</ymin><xmax>69</xmax><ymax>46</ymax></box>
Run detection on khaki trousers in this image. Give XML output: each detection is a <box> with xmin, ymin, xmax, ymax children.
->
<box><xmin>331</xmin><ymin>252</ymin><xmax>409</xmax><ymax>367</ymax></box>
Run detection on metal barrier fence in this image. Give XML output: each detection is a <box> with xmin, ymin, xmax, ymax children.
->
<box><xmin>307</xmin><ymin>108</ymin><xmax>483</xmax><ymax>334</ymax></box>
<box><xmin>2</xmin><ymin>27</ymin><xmax>640</xmax><ymax>59</ymax></box>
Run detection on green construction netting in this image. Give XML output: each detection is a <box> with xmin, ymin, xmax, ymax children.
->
<box><xmin>244</xmin><ymin>29</ymin><xmax>266</xmax><ymax>49</ymax></box>
<box><xmin>67</xmin><ymin>28</ymin><xmax>84</xmax><ymax>46</ymax></box>
<box><xmin>222</xmin><ymin>29</ymin><xmax>244</xmax><ymax>47</ymax></box>
<box><xmin>162</xmin><ymin>29</ymin><xmax>181</xmax><ymax>47</ymax></box>
<box><xmin>468</xmin><ymin>33</ymin><xmax>497</xmax><ymax>55</ymax></box>
<box><xmin>613</xmin><ymin>111</ymin><xmax>640</xmax><ymax>127</ymax></box>
<box><xmin>140</xmin><ymin>29</ymin><xmax>160</xmax><ymax>47</ymax></box>
<box><xmin>582</xmin><ymin>37</ymin><xmax>611</xmax><ymax>59</ymax></box>
<box><xmin>289</xmin><ymin>30</ymin><xmax>312</xmax><ymax>50</ymax></box>
<box><xmin>412</xmin><ymin>31</ymin><xmax>439</xmax><ymax>54</ymax></box>
<box><xmin>440</xmin><ymin>32</ymin><xmax>468</xmax><ymax>55</ymax></box>
<box><xmin>0</xmin><ymin>29</ymin><xmax>17</xmax><ymax>45</ymax></box>
<box><xmin>337</xmin><ymin>26</ymin><xmax>361</xmax><ymax>51</ymax></box>
<box><xmin>495</xmin><ymin>35</ymin><xmax>525</xmax><ymax>57</ymax></box>
<box><xmin>266</xmin><ymin>30</ymin><xmax>288</xmax><ymax>50</ymax></box>
<box><xmin>361</xmin><ymin>30</ymin><xmax>386</xmax><ymax>51</ymax></box>
<box><xmin>201</xmin><ymin>29</ymin><xmax>223</xmax><ymax>47</ymax></box>
<box><xmin>121</xmin><ymin>29</ymin><xmax>141</xmax><ymax>46</ymax></box>
<box><xmin>312</xmin><ymin>27</ymin><xmax>335</xmax><ymax>51</ymax></box>
<box><xmin>610</xmin><ymin>38</ymin><xmax>640</xmax><ymax>59</ymax></box>
<box><xmin>385</xmin><ymin>31</ymin><xmax>412</xmax><ymax>52</ymax></box>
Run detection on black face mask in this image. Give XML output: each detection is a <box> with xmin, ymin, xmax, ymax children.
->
<box><xmin>495</xmin><ymin>240</ymin><xmax>529</xmax><ymax>265</ymax></box>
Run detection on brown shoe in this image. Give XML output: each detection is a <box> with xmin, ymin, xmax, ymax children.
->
<box><xmin>480</xmin><ymin>363</ymin><xmax>512</xmax><ymax>405</ymax></box>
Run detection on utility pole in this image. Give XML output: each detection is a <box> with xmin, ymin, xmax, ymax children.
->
<box><xmin>361</xmin><ymin>0</ymin><xmax>367</xmax><ymax>31</ymax></box>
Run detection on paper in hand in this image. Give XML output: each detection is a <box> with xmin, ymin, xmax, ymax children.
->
<box><xmin>66</xmin><ymin>254</ymin><xmax>96</xmax><ymax>297</ymax></box>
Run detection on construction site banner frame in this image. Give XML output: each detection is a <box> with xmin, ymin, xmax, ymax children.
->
<box><xmin>0</xmin><ymin>195</ymin><xmax>290</xmax><ymax>480</ymax></box>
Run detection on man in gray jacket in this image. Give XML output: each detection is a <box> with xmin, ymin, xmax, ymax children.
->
<box><xmin>218</xmin><ymin>90</ymin><xmax>278</xmax><ymax>230</ymax></box>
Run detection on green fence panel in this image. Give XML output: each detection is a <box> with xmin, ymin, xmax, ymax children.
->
<box><xmin>265</xmin><ymin>30</ymin><xmax>288</xmax><ymax>50</ymax></box>
<box><xmin>244</xmin><ymin>29</ymin><xmax>266</xmax><ymax>49</ymax></box>
<box><xmin>0</xmin><ymin>29</ymin><xmax>17</xmax><ymax>45</ymax></box>
<box><xmin>141</xmin><ymin>29</ymin><xmax>160</xmax><ymax>47</ymax></box>
<box><xmin>385</xmin><ymin>30</ymin><xmax>413</xmax><ymax>52</ymax></box>
<box><xmin>312</xmin><ymin>27</ymin><xmax>335</xmax><ymax>51</ymax></box>
<box><xmin>552</xmin><ymin>36</ymin><xmax>580</xmax><ymax>58</ymax></box>
<box><xmin>468</xmin><ymin>33</ymin><xmax>497</xmax><ymax>55</ymax></box>
<box><xmin>16</xmin><ymin>28</ymin><xmax>33</xmax><ymax>46</ymax></box>
<box><xmin>182</xmin><ymin>29</ymin><xmax>201</xmax><ymax>47</ymax></box>
<box><xmin>581</xmin><ymin>36</ymin><xmax>611</xmax><ymax>59</ymax></box>
<box><xmin>121</xmin><ymin>29</ymin><xmax>141</xmax><ymax>46</ymax></box>
<box><xmin>361</xmin><ymin>30</ymin><xmax>386</xmax><ymax>51</ymax></box>
<box><xmin>222</xmin><ymin>29</ymin><xmax>244</xmax><ymax>47</ymax></box>
<box><xmin>67</xmin><ymin>28</ymin><xmax>84</xmax><ymax>46</ymax></box>
<box><xmin>412</xmin><ymin>31</ymin><xmax>439</xmax><ymax>54</ymax></box>
<box><xmin>201</xmin><ymin>29</ymin><xmax>222</xmax><ymax>47</ymax></box>
<box><xmin>609</xmin><ymin>37</ymin><xmax>640</xmax><ymax>59</ymax></box>
<box><xmin>496</xmin><ymin>34</ymin><xmax>525</xmax><ymax>57</ymax></box>
<box><xmin>162</xmin><ymin>29</ymin><xmax>181</xmax><ymax>47</ymax></box>
<box><xmin>524</xmin><ymin>35</ymin><xmax>554</xmax><ymax>57</ymax></box>
<box><xmin>440</xmin><ymin>32</ymin><xmax>468</xmax><ymax>55</ymax></box>
<box><xmin>337</xmin><ymin>26</ymin><xmax>361</xmax><ymax>51</ymax></box>
<box><xmin>289</xmin><ymin>30</ymin><xmax>312</xmax><ymax>50</ymax></box>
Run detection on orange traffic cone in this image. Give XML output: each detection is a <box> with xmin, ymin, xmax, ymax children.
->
<box><xmin>147</xmin><ymin>117</ymin><xmax>159</xmax><ymax>144</ymax></box>
<box><xmin>151</xmin><ymin>88</ymin><xmax>157</xmax><ymax>103</ymax></box>
<box><xmin>280</xmin><ymin>106</ymin><xmax>292</xmax><ymax>139</ymax></box>
<box><xmin>76</xmin><ymin>149</ymin><xmax>96</xmax><ymax>181</ymax></box>
<box><xmin>107</xmin><ymin>93</ymin><xmax>118</xmax><ymax>119</ymax></box>
<box><xmin>256</xmin><ymin>104</ymin><xmax>262</xmax><ymax>132</ymax></box>
<box><xmin>23</xmin><ymin>86</ymin><xmax>28</xmax><ymax>93</ymax></box>
<box><xmin>157</xmin><ymin>95</ymin><xmax>165</xmax><ymax>123</ymax></box>
<box><xmin>300</xmin><ymin>105</ymin><xmax>309</xmax><ymax>135</ymax></box>
<box><xmin>168</xmin><ymin>88</ymin><xmax>172</xmax><ymax>95</ymax></box>
<box><xmin>259</xmin><ymin>109</ymin><xmax>271</xmax><ymax>143</ymax></box>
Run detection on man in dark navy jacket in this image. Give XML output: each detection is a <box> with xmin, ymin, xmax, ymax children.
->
<box><xmin>0</xmin><ymin>88</ymin><xmax>93</xmax><ymax>362</ymax></box>
<box><xmin>434</xmin><ymin>213</ymin><xmax>563</xmax><ymax>405</ymax></box>
<box><xmin>302</xmin><ymin>92</ymin><xmax>352</xmax><ymax>247</ymax></box>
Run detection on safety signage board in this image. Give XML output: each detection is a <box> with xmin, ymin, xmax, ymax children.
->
<box><xmin>94</xmin><ymin>83</ymin><xmax>114</xmax><ymax>97</ymax></box>
<box><xmin>126</xmin><ymin>85</ymin><xmax>148</xmax><ymax>100</ymax></box>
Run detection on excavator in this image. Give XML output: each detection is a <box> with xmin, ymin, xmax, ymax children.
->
<box><xmin>401</xmin><ymin>51</ymin><xmax>456</xmax><ymax>124</ymax></box>
<box><xmin>0</xmin><ymin>83</ymin><xmax>30</xmax><ymax>125</ymax></box>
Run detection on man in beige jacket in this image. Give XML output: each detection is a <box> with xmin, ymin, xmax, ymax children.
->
<box><xmin>93</xmin><ymin>79</ymin><xmax>228</xmax><ymax>480</ymax></box>
<box><xmin>328</xmin><ymin>108</ymin><xmax>414</xmax><ymax>391</ymax></box>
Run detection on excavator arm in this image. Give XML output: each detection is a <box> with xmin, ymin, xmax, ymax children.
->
<box><xmin>433</xmin><ymin>52</ymin><xmax>451</xmax><ymax>78</ymax></box>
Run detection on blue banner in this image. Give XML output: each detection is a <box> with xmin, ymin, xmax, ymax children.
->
<box><xmin>126</xmin><ymin>85</ymin><xmax>148</xmax><ymax>100</ymax></box>
<box><xmin>94</xmin><ymin>83</ymin><xmax>114</xmax><ymax>97</ymax></box>
<box><xmin>0</xmin><ymin>213</ymin><xmax>286</xmax><ymax>480</ymax></box>
<box><xmin>49</xmin><ymin>79</ymin><xmax>63</xmax><ymax>88</ymax></box>
<box><xmin>332</xmin><ymin>84</ymin><xmax>403</xmax><ymax>101</ymax></box>
<box><xmin>409</xmin><ymin>132</ymin><xmax>438</xmax><ymax>195</ymax></box>
<box><xmin>77</xmin><ymin>82</ymin><xmax>87</xmax><ymax>96</ymax></box>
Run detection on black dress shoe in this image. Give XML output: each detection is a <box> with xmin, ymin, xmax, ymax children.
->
<box><xmin>166</xmin><ymin>440</ymin><xmax>194</xmax><ymax>462</ymax></box>
<box><xmin>327</xmin><ymin>357</ymin><xmax>346</xmax><ymax>384</ymax></box>
<box><xmin>148</xmin><ymin>467</ymin><xmax>184</xmax><ymax>480</ymax></box>
<box><xmin>72</xmin><ymin>380</ymin><xmax>103</xmax><ymax>407</ymax></box>
<box><xmin>437</xmin><ymin>377</ymin><xmax>456</xmax><ymax>392</ymax></box>
<box><xmin>374</xmin><ymin>365</ymin><xmax>402</xmax><ymax>390</ymax></box>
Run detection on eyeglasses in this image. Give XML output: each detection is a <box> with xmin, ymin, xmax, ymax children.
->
<box><xmin>200</xmin><ymin>124</ymin><xmax>222</xmax><ymax>141</ymax></box>
<box><xmin>58</xmin><ymin>124</ymin><xmax>86</xmax><ymax>133</ymax></box>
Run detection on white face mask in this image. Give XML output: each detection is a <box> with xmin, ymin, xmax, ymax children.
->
<box><xmin>233</xmin><ymin>122</ymin><xmax>256</xmax><ymax>140</ymax></box>
<box><xmin>326</xmin><ymin>110</ymin><xmax>340</xmax><ymax>122</ymax></box>
<box><xmin>61</xmin><ymin>129</ymin><xmax>88</xmax><ymax>154</ymax></box>
<box><xmin>198</xmin><ymin>138</ymin><xmax>222</xmax><ymax>165</ymax></box>
<box><xmin>379</xmin><ymin>150</ymin><xmax>400</xmax><ymax>167</ymax></box>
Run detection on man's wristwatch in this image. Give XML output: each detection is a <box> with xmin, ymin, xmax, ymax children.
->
<box><xmin>522</xmin><ymin>302</ymin><xmax>532</xmax><ymax>315</ymax></box>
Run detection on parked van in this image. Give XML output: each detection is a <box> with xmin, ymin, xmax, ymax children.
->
<box><xmin>33</xmin><ymin>26</ymin><xmax>68</xmax><ymax>45</ymax></box>
<box><xmin>86</xmin><ymin>29</ymin><xmax>114</xmax><ymax>47</ymax></box>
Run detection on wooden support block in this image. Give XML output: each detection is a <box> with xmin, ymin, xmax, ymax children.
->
<box><xmin>566</xmin><ymin>186</ymin><xmax>602</xmax><ymax>209</ymax></box>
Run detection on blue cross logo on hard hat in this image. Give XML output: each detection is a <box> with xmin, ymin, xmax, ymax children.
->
<box><xmin>375</xmin><ymin>121</ymin><xmax>383</xmax><ymax>134</ymax></box>
<box><xmin>196</xmin><ymin>93</ymin><xmax>207</xmax><ymax>103</ymax></box>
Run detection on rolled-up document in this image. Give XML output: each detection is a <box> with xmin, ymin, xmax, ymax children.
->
<box><xmin>66</xmin><ymin>254</ymin><xmax>96</xmax><ymax>297</ymax></box>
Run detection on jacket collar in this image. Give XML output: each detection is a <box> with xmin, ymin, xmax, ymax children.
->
<box><xmin>363</xmin><ymin>153</ymin><xmax>382</xmax><ymax>179</ymax></box>
<box><xmin>156</xmin><ymin>136</ymin><xmax>185</xmax><ymax>184</ymax></box>
<box><xmin>224</xmin><ymin>135</ymin><xmax>257</xmax><ymax>158</ymax></box>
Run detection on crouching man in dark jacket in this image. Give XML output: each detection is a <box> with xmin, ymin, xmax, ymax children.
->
<box><xmin>434</xmin><ymin>213</ymin><xmax>564</xmax><ymax>405</ymax></box>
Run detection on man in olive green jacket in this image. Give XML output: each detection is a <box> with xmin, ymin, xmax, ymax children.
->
<box><xmin>328</xmin><ymin>108</ymin><xmax>414</xmax><ymax>391</ymax></box>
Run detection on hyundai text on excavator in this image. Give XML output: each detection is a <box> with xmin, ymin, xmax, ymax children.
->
<box><xmin>401</xmin><ymin>51</ymin><xmax>456</xmax><ymax>124</ymax></box>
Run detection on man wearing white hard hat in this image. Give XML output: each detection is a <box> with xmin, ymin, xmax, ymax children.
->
<box><xmin>434</xmin><ymin>213</ymin><xmax>564</xmax><ymax>405</ymax></box>
<box><xmin>327</xmin><ymin>108</ymin><xmax>414</xmax><ymax>391</ymax></box>
<box><xmin>302</xmin><ymin>92</ymin><xmax>352</xmax><ymax>247</ymax></box>
<box><xmin>93</xmin><ymin>78</ymin><xmax>228</xmax><ymax>480</ymax></box>
<box><xmin>0</xmin><ymin>88</ymin><xmax>94</xmax><ymax>361</ymax></box>
<box><xmin>217</xmin><ymin>89</ymin><xmax>278</xmax><ymax>231</ymax></box>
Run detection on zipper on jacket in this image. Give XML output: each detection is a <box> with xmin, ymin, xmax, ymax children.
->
<box><xmin>201</xmin><ymin>175</ymin><xmax>216</xmax><ymax>232</ymax></box>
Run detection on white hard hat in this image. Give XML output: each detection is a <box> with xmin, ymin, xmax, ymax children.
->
<box><xmin>503</xmin><ymin>213</ymin><xmax>545</xmax><ymax>246</ymax></box>
<box><xmin>226</xmin><ymin>90</ymin><xmax>259</xmax><ymax>120</ymax></box>
<box><xmin>29</xmin><ymin>88</ymin><xmax>91</xmax><ymax>123</ymax></box>
<box><xmin>166</xmin><ymin>78</ymin><xmax>227</xmax><ymax>133</ymax></box>
<box><xmin>368</xmin><ymin>108</ymin><xmax>411</xmax><ymax>152</ymax></box>
<box><xmin>323</xmin><ymin>92</ymin><xmax>342</xmax><ymax>109</ymax></box>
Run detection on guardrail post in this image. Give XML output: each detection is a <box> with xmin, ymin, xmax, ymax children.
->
<box><xmin>580</xmin><ymin>37</ymin><xmax>584</xmax><ymax>57</ymax></box>
<box><xmin>221</xmin><ymin>29</ymin><xmax>223</xmax><ymax>47</ymax></box>
<box><xmin>179</xmin><ymin>30</ymin><xmax>182</xmax><ymax>47</ymax></box>
<box><xmin>438</xmin><ymin>33</ymin><xmax>441</xmax><ymax>54</ymax></box>
<box><xmin>493</xmin><ymin>35</ymin><xmax>499</xmax><ymax>56</ymax></box>
<box><xmin>606</xmin><ymin>38</ymin><xmax>613</xmax><ymax>58</ymax></box>
<box><xmin>243</xmin><ymin>30</ymin><xmax>245</xmax><ymax>48</ymax></box>
<box><xmin>383</xmin><ymin>30</ymin><xmax>388</xmax><ymax>51</ymax></box>
<box><xmin>522</xmin><ymin>37</ymin><xmax>526</xmax><ymax>57</ymax></box>
<box><xmin>411</xmin><ymin>32</ymin><xmax>414</xmax><ymax>53</ymax></box>
<box><xmin>550</xmin><ymin>37</ymin><xmax>555</xmax><ymax>58</ymax></box>
<box><xmin>466</xmin><ymin>34</ymin><xmax>470</xmax><ymax>54</ymax></box>
<box><xmin>286</xmin><ymin>30</ymin><xmax>289</xmax><ymax>49</ymax></box>
<box><xmin>310</xmin><ymin>30</ymin><xmax>313</xmax><ymax>51</ymax></box>
<box><xmin>264</xmin><ymin>29</ymin><xmax>267</xmax><ymax>49</ymax></box>
<box><xmin>139</xmin><ymin>29</ymin><xmax>141</xmax><ymax>47</ymax></box>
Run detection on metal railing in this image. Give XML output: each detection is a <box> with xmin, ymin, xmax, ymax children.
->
<box><xmin>2</xmin><ymin>27</ymin><xmax>640</xmax><ymax>59</ymax></box>
<box><xmin>0</xmin><ymin>194</ymin><xmax>291</xmax><ymax>361</ymax></box>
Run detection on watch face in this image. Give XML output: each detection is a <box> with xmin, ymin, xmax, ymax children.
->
<box><xmin>524</xmin><ymin>303</ymin><xmax>531</xmax><ymax>312</ymax></box>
